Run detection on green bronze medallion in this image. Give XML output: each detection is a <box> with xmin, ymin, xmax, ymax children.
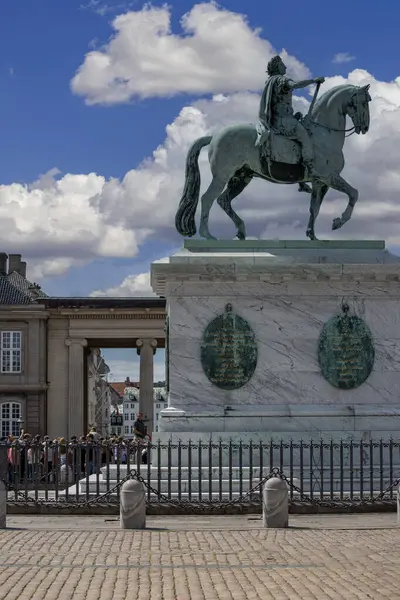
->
<box><xmin>200</xmin><ymin>303</ymin><xmax>258</xmax><ymax>390</ymax></box>
<box><xmin>318</xmin><ymin>306</ymin><xmax>375</xmax><ymax>389</ymax></box>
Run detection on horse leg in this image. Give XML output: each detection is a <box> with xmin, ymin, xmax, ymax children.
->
<box><xmin>299</xmin><ymin>182</ymin><xmax>312</xmax><ymax>194</ymax></box>
<box><xmin>325</xmin><ymin>174</ymin><xmax>359</xmax><ymax>231</ymax></box>
<box><xmin>199</xmin><ymin>176</ymin><xmax>227</xmax><ymax>239</ymax></box>
<box><xmin>306</xmin><ymin>183</ymin><xmax>329</xmax><ymax>241</ymax></box>
<box><xmin>216</xmin><ymin>169</ymin><xmax>253</xmax><ymax>240</ymax></box>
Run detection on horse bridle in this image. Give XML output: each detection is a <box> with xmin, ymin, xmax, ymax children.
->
<box><xmin>311</xmin><ymin>88</ymin><xmax>367</xmax><ymax>137</ymax></box>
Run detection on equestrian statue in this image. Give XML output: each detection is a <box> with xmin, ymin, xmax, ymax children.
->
<box><xmin>175</xmin><ymin>55</ymin><xmax>371</xmax><ymax>241</ymax></box>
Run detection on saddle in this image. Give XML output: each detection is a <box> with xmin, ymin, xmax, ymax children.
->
<box><xmin>258</xmin><ymin>127</ymin><xmax>305</xmax><ymax>183</ymax></box>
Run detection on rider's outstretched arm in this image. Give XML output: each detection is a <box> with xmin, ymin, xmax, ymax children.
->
<box><xmin>290</xmin><ymin>78</ymin><xmax>317</xmax><ymax>90</ymax></box>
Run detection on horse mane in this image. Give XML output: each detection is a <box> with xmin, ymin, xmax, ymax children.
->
<box><xmin>312</xmin><ymin>84</ymin><xmax>356</xmax><ymax>116</ymax></box>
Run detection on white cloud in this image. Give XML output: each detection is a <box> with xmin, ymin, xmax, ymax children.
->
<box><xmin>91</xmin><ymin>256</ymin><xmax>172</xmax><ymax>297</ymax></box>
<box><xmin>0</xmin><ymin>168</ymin><xmax>151</xmax><ymax>278</ymax></box>
<box><xmin>71</xmin><ymin>2</ymin><xmax>310</xmax><ymax>104</ymax></box>
<box><xmin>332</xmin><ymin>52</ymin><xmax>356</xmax><ymax>64</ymax></box>
<box><xmin>91</xmin><ymin>270</ymin><xmax>155</xmax><ymax>297</ymax></box>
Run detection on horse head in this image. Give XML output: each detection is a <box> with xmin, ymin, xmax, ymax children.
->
<box><xmin>346</xmin><ymin>84</ymin><xmax>371</xmax><ymax>135</ymax></box>
<box><xmin>312</xmin><ymin>83</ymin><xmax>372</xmax><ymax>135</ymax></box>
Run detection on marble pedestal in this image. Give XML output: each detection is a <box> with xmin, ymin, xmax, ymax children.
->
<box><xmin>151</xmin><ymin>240</ymin><xmax>400</xmax><ymax>464</ymax></box>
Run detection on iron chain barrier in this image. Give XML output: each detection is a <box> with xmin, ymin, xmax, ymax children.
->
<box><xmin>1</xmin><ymin>439</ymin><xmax>400</xmax><ymax>512</ymax></box>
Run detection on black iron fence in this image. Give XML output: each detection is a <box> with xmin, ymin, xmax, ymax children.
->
<box><xmin>1</xmin><ymin>439</ymin><xmax>399</xmax><ymax>509</ymax></box>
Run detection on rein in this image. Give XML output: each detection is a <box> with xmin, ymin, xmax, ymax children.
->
<box><xmin>310</xmin><ymin>121</ymin><xmax>356</xmax><ymax>137</ymax></box>
<box><xmin>310</xmin><ymin>87</ymin><xmax>365</xmax><ymax>138</ymax></box>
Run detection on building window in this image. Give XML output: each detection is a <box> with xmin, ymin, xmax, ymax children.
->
<box><xmin>130</xmin><ymin>425</ymin><xmax>135</xmax><ymax>434</ymax></box>
<box><xmin>156</xmin><ymin>403</ymin><xmax>160</xmax><ymax>409</ymax></box>
<box><xmin>156</xmin><ymin>426</ymin><xmax>158</xmax><ymax>432</ymax></box>
<box><xmin>130</xmin><ymin>413</ymin><xmax>135</xmax><ymax>421</ymax></box>
<box><xmin>156</xmin><ymin>413</ymin><xmax>159</xmax><ymax>421</ymax></box>
<box><xmin>124</xmin><ymin>425</ymin><xmax>129</xmax><ymax>435</ymax></box>
<box><xmin>1</xmin><ymin>402</ymin><xmax>22</xmax><ymax>438</ymax></box>
<box><xmin>164</xmin><ymin>403</ymin><xmax>168</xmax><ymax>408</ymax></box>
<box><xmin>1</xmin><ymin>331</ymin><xmax>22</xmax><ymax>373</ymax></box>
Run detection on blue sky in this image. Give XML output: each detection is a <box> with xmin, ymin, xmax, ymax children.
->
<box><xmin>2</xmin><ymin>0</ymin><xmax>400</xmax><ymax>380</ymax></box>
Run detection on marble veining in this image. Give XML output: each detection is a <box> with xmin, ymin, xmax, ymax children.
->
<box><xmin>168</xmin><ymin>294</ymin><xmax>400</xmax><ymax>410</ymax></box>
<box><xmin>155</xmin><ymin>248</ymin><xmax>400</xmax><ymax>439</ymax></box>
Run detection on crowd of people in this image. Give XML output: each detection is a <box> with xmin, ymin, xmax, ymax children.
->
<box><xmin>3</xmin><ymin>412</ymin><xmax>151</xmax><ymax>484</ymax></box>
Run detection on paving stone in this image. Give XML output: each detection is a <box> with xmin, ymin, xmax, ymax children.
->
<box><xmin>0</xmin><ymin>515</ymin><xmax>399</xmax><ymax>598</ymax></box>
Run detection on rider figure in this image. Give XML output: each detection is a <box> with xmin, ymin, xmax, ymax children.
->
<box><xmin>258</xmin><ymin>55</ymin><xmax>325</xmax><ymax>178</ymax></box>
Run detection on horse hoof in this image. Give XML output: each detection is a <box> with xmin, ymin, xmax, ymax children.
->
<box><xmin>306</xmin><ymin>230</ymin><xmax>318</xmax><ymax>241</ymax></box>
<box><xmin>199</xmin><ymin>229</ymin><xmax>216</xmax><ymax>240</ymax></box>
<box><xmin>236</xmin><ymin>231</ymin><xmax>246</xmax><ymax>240</ymax></box>
<box><xmin>332</xmin><ymin>218</ymin><xmax>341</xmax><ymax>230</ymax></box>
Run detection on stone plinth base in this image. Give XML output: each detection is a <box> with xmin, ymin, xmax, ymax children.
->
<box><xmin>158</xmin><ymin>405</ymin><xmax>400</xmax><ymax>437</ymax></box>
<box><xmin>152</xmin><ymin>239</ymin><xmax>400</xmax><ymax>443</ymax></box>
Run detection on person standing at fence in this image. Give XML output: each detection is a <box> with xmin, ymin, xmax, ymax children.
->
<box><xmin>114</xmin><ymin>437</ymin><xmax>127</xmax><ymax>465</ymax></box>
<box><xmin>7</xmin><ymin>435</ymin><xmax>18</xmax><ymax>484</ymax></box>
<box><xmin>88</xmin><ymin>426</ymin><xmax>100</xmax><ymax>442</ymax></box>
<box><xmin>133</xmin><ymin>413</ymin><xmax>146</xmax><ymax>440</ymax></box>
<box><xmin>42</xmin><ymin>436</ymin><xmax>53</xmax><ymax>481</ymax></box>
<box><xmin>133</xmin><ymin>413</ymin><xmax>148</xmax><ymax>465</ymax></box>
<box><xmin>86</xmin><ymin>433</ymin><xmax>95</xmax><ymax>474</ymax></box>
<box><xmin>18</xmin><ymin>432</ymin><xmax>31</xmax><ymax>481</ymax></box>
<box><xmin>27</xmin><ymin>435</ymin><xmax>43</xmax><ymax>482</ymax></box>
<box><xmin>79</xmin><ymin>436</ymin><xmax>87</xmax><ymax>476</ymax></box>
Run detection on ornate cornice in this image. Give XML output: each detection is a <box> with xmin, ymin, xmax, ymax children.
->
<box><xmin>152</xmin><ymin>262</ymin><xmax>400</xmax><ymax>295</ymax></box>
<box><xmin>66</xmin><ymin>313</ymin><xmax>166</xmax><ymax>320</ymax></box>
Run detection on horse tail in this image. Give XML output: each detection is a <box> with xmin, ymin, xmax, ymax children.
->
<box><xmin>175</xmin><ymin>135</ymin><xmax>213</xmax><ymax>237</ymax></box>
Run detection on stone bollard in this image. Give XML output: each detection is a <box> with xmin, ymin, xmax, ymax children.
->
<box><xmin>0</xmin><ymin>480</ymin><xmax>6</xmax><ymax>529</ymax></box>
<box><xmin>263</xmin><ymin>476</ymin><xmax>288</xmax><ymax>528</ymax></box>
<box><xmin>120</xmin><ymin>479</ymin><xmax>146</xmax><ymax>529</ymax></box>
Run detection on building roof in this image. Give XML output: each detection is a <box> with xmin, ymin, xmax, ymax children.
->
<box><xmin>0</xmin><ymin>271</ymin><xmax>48</xmax><ymax>306</ymax></box>
<box><xmin>43</xmin><ymin>297</ymin><xmax>166</xmax><ymax>309</ymax></box>
<box><xmin>110</xmin><ymin>382</ymin><xmax>139</xmax><ymax>396</ymax></box>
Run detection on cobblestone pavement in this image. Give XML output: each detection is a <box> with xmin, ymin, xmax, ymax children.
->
<box><xmin>0</xmin><ymin>515</ymin><xmax>399</xmax><ymax>599</ymax></box>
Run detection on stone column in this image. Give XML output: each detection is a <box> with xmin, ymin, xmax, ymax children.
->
<box><xmin>136</xmin><ymin>338</ymin><xmax>157</xmax><ymax>436</ymax></box>
<box><xmin>65</xmin><ymin>338</ymin><xmax>87</xmax><ymax>439</ymax></box>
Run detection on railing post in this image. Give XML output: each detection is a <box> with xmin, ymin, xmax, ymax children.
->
<box><xmin>329</xmin><ymin>440</ymin><xmax>334</xmax><ymax>500</ymax></box>
<box><xmin>289</xmin><ymin>441</ymin><xmax>294</xmax><ymax>501</ymax></box>
<box><xmin>208</xmin><ymin>441</ymin><xmax>212</xmax><ymax>503</ymax></box>
<box><xmin>178</xmin><ymin>441</ymin><xmax>182</xmax><ymax>503</ymax></box>
<box><xmin>389</xmin><ymin>439</ymin><xmax>394</xmax><ymax>500</ymax></box>
<box><xmin>397</xmin><ymin>483</ymin><xmax>400</xmax><ymax>526</ymax></box>
<box><xmin>198</xmin><ymin>441</ymin><xmax>202</xmax><ymax>503</ymax></box>
<box><xmin>369</xmin><ymin>440</ymin><xmax>374</xmax><ymax>500</ymax></box>
<box><xmin>0</xmin><ymin>479</ymin><xmax>5</xmax><ymax>529</ymax></box>
<box><xmin>188</xmin><ymin>440</ymin><xmax>192</xmax><ymax>502</ymax></box>
<box><xmin>218</xmin><ymin>440</ymin><xmax>223</xmax><ymax>502</ymax></box>
<box><xmin>249</xmin><ymin>441</ymin><xmax>253</xmax><ymax>497</ymax></box>
<box><xmin>167</xmin><ymin>441</ymin><xmax>172</xmax><ymax>500</ymax></box>
<box><xmin>299</xmin><ymin>440</ymin><xmax>304</xmax><ymax>498</ymax></box>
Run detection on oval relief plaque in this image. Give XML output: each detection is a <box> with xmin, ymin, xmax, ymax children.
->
<box><xmin>200</xmin><ymin>303</ymin><xmax>258</xmax><ymax>390</ymax></box>
<box><xmin>318</xmin><ymin>309</ymin><xmax>375</xmax><ymax>390</ymax></box>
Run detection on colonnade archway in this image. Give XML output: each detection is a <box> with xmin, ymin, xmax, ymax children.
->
<box><xmin>44</xmin><ymin>298</ymin><xmax>166</xmax><ymax>439</ymax></box>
